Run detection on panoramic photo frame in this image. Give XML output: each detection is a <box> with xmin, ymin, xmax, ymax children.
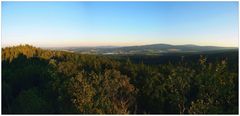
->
<box><xmin>1</xmin><ymin>0</ymin><xmax>239</xmax><ymax>115</ymax></box>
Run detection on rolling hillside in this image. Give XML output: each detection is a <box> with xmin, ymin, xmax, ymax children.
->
<box><xmin>50</xmin><ymin>44</ymin><xmax>237</xmax><ymax>55</ymax></box>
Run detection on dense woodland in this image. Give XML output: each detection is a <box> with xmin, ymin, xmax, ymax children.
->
<box><xmin>2</xmin><ymin>45</ymin><xmax>238</xmax><ymax>114</ymax></box>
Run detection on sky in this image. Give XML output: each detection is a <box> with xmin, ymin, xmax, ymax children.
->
<box><xmin>2</xmin><ymin>2</ymin><xmax>239</xmax><ymax>47</ymax></box>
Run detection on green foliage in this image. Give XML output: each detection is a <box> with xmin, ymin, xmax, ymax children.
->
<box><xmin>2</xmin><ymin>45</ymin><xmax>238</xmax><ymax>114</ymax></box>
<box><xmin>67</xmin><ymin>70</ymin><xmax>135</xmax><ymax>114</ymax></box>
<box><xmin>12</xmin><ymin>88</ymin><xmax>50</xmax><ymax>113</ymax></box>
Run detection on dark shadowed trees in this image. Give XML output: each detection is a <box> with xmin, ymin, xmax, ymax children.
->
<box><xmin>2</xmin><ymin>45</ymin><xmax>238</xmax><ymax>114</ymax></box>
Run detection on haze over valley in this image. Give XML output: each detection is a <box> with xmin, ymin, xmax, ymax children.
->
<box><xmin>47</xmin><ymin>43</ymin><xmax>238</xmax><ymax>55</ymax></box>
<box><xmin>2</xmin><ymin>2</ymin><xmax>239</xmax><ymax>114</ymax></box>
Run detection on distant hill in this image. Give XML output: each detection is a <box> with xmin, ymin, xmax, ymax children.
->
<box><xmin>50</xmin><ymin>43</ymin><xmax>237</xmax><ymax>55</ymax></box>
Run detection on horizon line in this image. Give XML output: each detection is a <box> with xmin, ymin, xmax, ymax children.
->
<box><xmin>2</xmin><ymin>43</ymin><xmax>238</xmax><ymax>48</ymax></box>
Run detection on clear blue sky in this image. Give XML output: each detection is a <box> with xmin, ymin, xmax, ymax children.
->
<box><xmin>2</xmin><ymin>2</ymin><xmax>239</xmax><ymax>47</ymax></box>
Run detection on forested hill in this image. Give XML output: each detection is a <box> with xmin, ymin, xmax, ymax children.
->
<box><xmin>2</xmin><ymin>45</ymin><xmax>238</xmax><ymax>114</ymax></box>
<box><xmin>54</xmin><ymin>43</ymin><xmax>237</xmax><ymax>55</ymax></box>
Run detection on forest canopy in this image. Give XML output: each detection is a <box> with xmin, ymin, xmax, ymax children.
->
<box><xmin>2</xmin><ymin>44</ymin><xmax>238</xmax><ymax>114</ymax></box>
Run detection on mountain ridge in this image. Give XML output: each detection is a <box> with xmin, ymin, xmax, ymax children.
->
<box><xmin>41</xmin><ymin>43</ymin><xmax>237</xmax><ymax>49</ymax></box>
<box><xmin>50</xmin><ymin>43</ymin><xmax>237</xmax><ymax>55</ymax></box>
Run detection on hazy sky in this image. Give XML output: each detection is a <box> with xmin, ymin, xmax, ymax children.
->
<box><xmin>2</xmin><ymin>2</ymin><xmax>239</xmax><ymax>47</ymax></box>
